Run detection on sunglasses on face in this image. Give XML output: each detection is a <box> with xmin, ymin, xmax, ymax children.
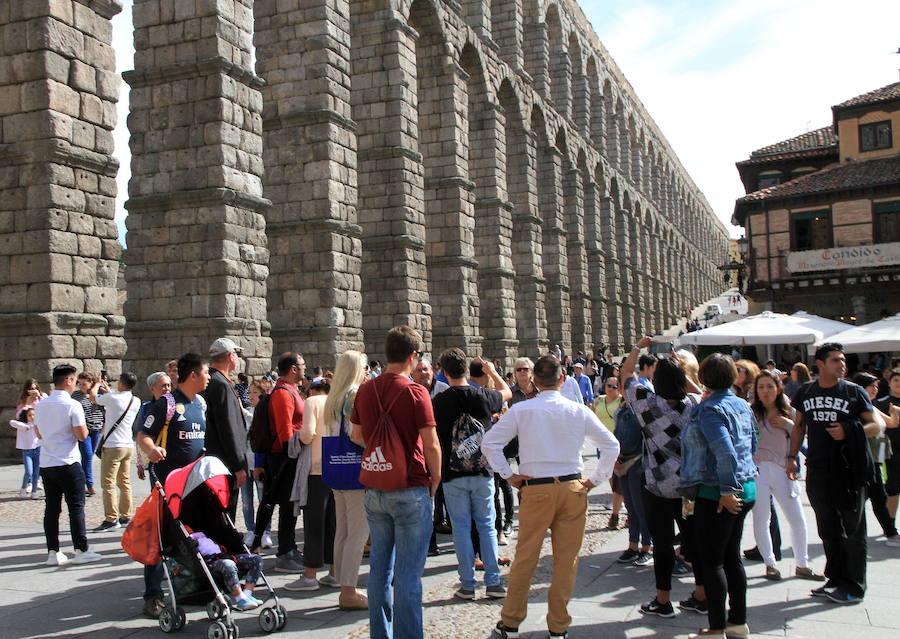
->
<box><xmin>515</xmin><ymin>367</ymin><xmax>531</xmax><ymax>372</ymax></box>
<box><xmin>606</xmin><ymin>384</ymin><xmax>618</xmax><ymax>389</ymax></box>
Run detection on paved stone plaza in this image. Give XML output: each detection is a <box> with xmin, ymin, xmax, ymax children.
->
<box><xmin>1</xmin><ymin>453</ymin><xmax>897</xmax><ymax>639</ymax></box>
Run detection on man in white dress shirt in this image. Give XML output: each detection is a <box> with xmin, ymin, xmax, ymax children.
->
<box><xmin>482</xmin><ymin>355</ymin><xmax>620</xmax><ymax>639</ymax></box>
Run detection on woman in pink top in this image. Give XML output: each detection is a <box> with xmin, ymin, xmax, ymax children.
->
<box><xmin>750</xmin><ymin>371</ymin><xmax>822</xmax><ymax>581</ymax></box>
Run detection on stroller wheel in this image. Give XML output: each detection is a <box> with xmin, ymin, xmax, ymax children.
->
<box><xmin>159</xmin><ymin>606</ymin><xmax>181</xmax><ymax>633</ymax></box>
<box><xmin>207</xmin><ymin>620</ymin><xmax>228</xmax><ymax>639</ymax></box>
<box><xmin>275</xmin><ymin>605</ymin><xmax>287</xmax><ymax>631</ymax></box>
<box><xmin>174</xmin><ymin>608</ymin><xmax>186</xmax><ymax>631</ymax></box>
<box><xmin>206</xmin><ymin>600</ymin><xmax>226</xmax><ymax>620</ymax></box>
<box><xmin>258</xmin><ymin>607</ymin><xmax>278</xmax><ymax>634</ymax></box>
<box><xmin>227</xmin><ymin>621</ymin><xmax>239</xmax><ymax>639</ymax></box>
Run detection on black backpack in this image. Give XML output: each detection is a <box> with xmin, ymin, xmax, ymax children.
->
<box><xmin>248</xmin><ymin>386</ymin><xmax>289</xmax><ymax>453</ymax></box>
<box><xmin>448</xmin><ymin>389</ymin><xmax>489</xmax><ymax>473</ymax></box>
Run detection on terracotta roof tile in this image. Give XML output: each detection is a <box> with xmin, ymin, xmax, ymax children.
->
<box><xmin>833</xmin><ymin>81</ymin><xmax>900</xmax><ymax>111</ymax></box>
<box><xmin>749</xmin><ymin>126</ymin><xmax>837</xmax><ymax>158</ymax></box>
<box><xmin>737</xmin><ymin>154</ymin><xmax>900</xmax><ymax>203</ymax></box>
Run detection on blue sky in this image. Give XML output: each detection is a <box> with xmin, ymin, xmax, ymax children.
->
<box><xmin>110</xmin><ymin>0</ymin><xmax>900</xmax><ymax>243</ymax></box>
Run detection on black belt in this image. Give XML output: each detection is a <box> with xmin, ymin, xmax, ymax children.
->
<box><xmin>521</xmin><ymin>473</ymin><xmax>581</xmax><ymax>486</ymax></box>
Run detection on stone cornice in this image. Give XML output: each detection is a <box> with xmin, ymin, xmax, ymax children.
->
<box><xmin>478</xmin><ymin>266</ymin><xmax>516</xmax><ymax>278</ymax></box>
<box><xmin>425</xmin><ymin>176</ymin><xmax>476</xmax><ymax>192</ymax></box>
<box><xmin>123</xmin><ymin>56</ymin><xmax>264</xmax><ymax>90</ymax></box>
<box><xmin>263</xmin><ymin>108</ymin><xmax>357</xmax><ymax>133</ymax></box>
<box><xmin>364</xmin><ymin>234</ymin><xmax>426</xmax><ymax>251</ymax></box>
<box><xmin>267</xmin><ymin>218</ymin><xmax>362</xmax><ymax>238</ymax></box>
<box><xmin>125</xmin><ymin>188</ymin><xmax>271</xmax><ymax>213</ymax></box>
<box><xmin>77</xmin><ymin>0</ymin><xmax>123</xmax><ymax>20</ymax></box>
<box><xmin>358</xmin><ymin>146</ymin><xmax>423</xmax><ymax>164</ymax></box>
<box><xmin>0</xmin><ymin>139</ymin><xmax>119</xmax><ymax>177</ymax></box>
<box><xmin>428</xmin><ymin>255</ymin><xmax>479</xmax><ymax>269</ymax></box>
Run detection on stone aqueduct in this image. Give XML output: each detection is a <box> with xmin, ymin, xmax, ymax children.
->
<box><xmin>0</xmin><ymin>0</ymin><xmax>729</xmax><ymax>412</ymax></box>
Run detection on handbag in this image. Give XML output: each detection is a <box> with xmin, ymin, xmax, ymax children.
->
<box><xmin>321</xmin><ymin>391</ymin><xmax>365</xmax><ymax>490</ymax></box>
<box><xmin>613</xmin><ymin>453</ymin><xmax>641</xmax><ymax>477</ymax></box>
<box><xmin>95</xmin><ymin>396</ymin><xmax>135</xmax><ymax>459</ymax></box>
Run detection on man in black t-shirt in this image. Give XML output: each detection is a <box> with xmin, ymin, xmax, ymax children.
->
<box><xmin>789</xmin><ymin>343</ymin><xmax>883</xmax><ymax>604</ymax></box>
<box><xmin>875</xmin><ymin>370</ymin><xmax>900</xmax><ymax>529</ymax></box>
<box><xmin>432</xmin><ymin>349</ymin><xmax>511</xmax><ymax>600</ymax></box>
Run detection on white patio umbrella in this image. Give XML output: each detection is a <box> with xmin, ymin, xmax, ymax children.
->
<box><xmin>813</xmin><ymin>313</ymin><xmax>900</xmax><ymax>353</ymax></box>
<box><xmin>678</xmin><ymin>311</ymin><xmax>849</xmax><ymax>346</ymax></box>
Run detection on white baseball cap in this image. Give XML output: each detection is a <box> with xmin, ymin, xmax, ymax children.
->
<box><xmin>209</xmin><ymin>337</ymin><xmax>243</xmax><ymax>357</ymax></box>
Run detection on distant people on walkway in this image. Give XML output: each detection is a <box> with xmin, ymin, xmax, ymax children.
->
<box><xmin>34</xmin><ymin>364</ymin><xmax>101</xmax><ymax>566</ymax></box>
<box><xmin>789</xmin><ymin>343</ymin><xmax>884</xmax><ymax>604</ymax></box>
<box><xmin>483</xmin><ymin>355</ymin><xmax>619</xmax><ymax>639</ymax></box>
<box><xmin>350</xmin><ymin>326</ymin><xmax>441</xmax><ymax>639</ymax></box>
<box><xmin>92</xmin><ymin>372</ymin><xmax>140</xmax><ymax>531</ymax></box>
<box><xmin>874</xmin><ymin>369</ymin><xmax>900</xmax><ymax>537</ymax></box>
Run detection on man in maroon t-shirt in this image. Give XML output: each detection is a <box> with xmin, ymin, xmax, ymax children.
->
<box><xmin>350</xmin><ymin>326</ymin><xmax>441</xmax><ymax>639</ymax></box>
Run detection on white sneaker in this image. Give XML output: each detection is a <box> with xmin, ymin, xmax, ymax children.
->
<box><xmin>73</xmin><ymin>548</ymin><xmax>102</xmax><ymax>564</ymax></box>
<box><xmin>20</xmin><ymin>487</ymin><xmax>30</xmax><ymax>499</ymax></box>
<box><xmin>31</xmin><ymin>492</ymin><xmax>40</xmax><ymax>500</ymax></box>
<box><xmin>243</xmin><ymin>531</ymin><xmax>255</xmax><ymax>546</ymax></box>
<box><xmin>46</xmin><ymin>551</ymin><xmax>69</xmax><ymax>566</ymax></box>
<box><xmin>261</xmin><ymin>532</ymin><xmax>274</xmax><ymax>548</ymax></box>
<box><xmin>886</xmin><ymin>536</ymin><xmax>900</xmax><ymax>548</ymax></box>
<box><xmin>36</xmin><ymin>480</ymin><xmax>43</xmax><ymax>491</ymax></box>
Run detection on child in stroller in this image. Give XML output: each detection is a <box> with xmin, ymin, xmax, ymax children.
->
<box><xmin>188</xmin><ymin>530</ymin><xmax>263</xmax><ymax>610</ymax></box>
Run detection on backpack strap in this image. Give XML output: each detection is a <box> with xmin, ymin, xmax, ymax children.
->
<box><xmin>374</xmin><ymin>379</ymin><xmax>408</xmax><ymax>417</ymax></box>
<box><xmin>154</xmin><ymin>393</ymin><xmax>177</xmax><ymax>450</ymax></box>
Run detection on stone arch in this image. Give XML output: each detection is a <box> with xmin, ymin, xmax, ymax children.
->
<box><xmin>545</xmin><ymin>5</ymin><xmax>570</xmax><ymax>118</ymax></box>
<box><xmin>569</xmin><ymin>31</ymin><xmax>585</xmax><ymax>129</ymax></box>
<box><xmin>586</xmin><ymin>56</ymin><xmax>603</xmax><ymax>149</ymax></box>
<box><xmin>461</xmin><ymin>42</ymin><xmax>518</xmax><ymax>360</ymax></box>
<box><xmin>410</xmin><ymin>0</ymin><xmax>480</xmax><ymax>354</ymax></box>
<box><xmin>604</xmin><ymin>85</ymin><xmax>619</xmax><ymax>168</ymax></box>
<box><xmin>491</xmin><ymin>0</ymin><xmax>523</xmax><ymax>69</ymax></box>
<box><xmin>500</xmin><ymin>78</ymin><xmax>547</xmax><ymax>354</ymax></box>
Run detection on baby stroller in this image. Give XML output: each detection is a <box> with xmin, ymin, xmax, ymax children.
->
<box><xmin>155</xmin><ymin>456</ymin><xmax>286</xmax><ymax>638</ymax></box>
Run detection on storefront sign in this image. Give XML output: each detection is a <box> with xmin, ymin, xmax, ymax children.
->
<box><xmin>787</xmin><ymin>242</ymin><xmax>900</xmax><ymax>273</ymax></box>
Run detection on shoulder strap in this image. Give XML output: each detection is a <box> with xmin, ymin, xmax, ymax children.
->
<box><xmin>99</xmin><ymin>396</ymin><xmax>135</xmax><ymax>449</ymax></box>
<box><xmin>154</xmin><ymin>393</ymin><xmax>177</xmax><ymax>449</ymax></box>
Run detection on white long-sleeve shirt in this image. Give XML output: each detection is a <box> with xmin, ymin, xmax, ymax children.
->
<box><xmin>9</xmin><ymin>420</ymin><xmax>40</xmax><ymax>450</ymax></box>
<box><xmin>481</xmin><ymin>390</ymin><xmax>619</xmax><ymax>485</ymax></box>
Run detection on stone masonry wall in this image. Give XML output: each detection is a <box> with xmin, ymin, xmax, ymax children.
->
<box><xmin>122</xmin><ymin>0</ymin><xmax>272</xmax><ymax>377</ymax></box>
<box><xmin>0</xmin><ymin>0</ymin><xmax>126</xmax><ymax>453</ymax></box>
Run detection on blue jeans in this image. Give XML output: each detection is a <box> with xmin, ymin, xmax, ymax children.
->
<box><xmin>619</xmin><ymin>461</ymin><xmax>652</xmax><ymax>546</ymax></box>
<box><xmin>78</xmin><ymin>430</ymin><xmax>101</xmax><ymax>487</ymax></box>
<box><xmin>442</xmin><ymin>475</ymin><xmax>500</xmax><ymax>589</ymax></box>
<box><xmin>240</xmin><ymin>478</ymin><xmax>266</xmax><ymax>532</ymax></box>
<box><xmin>365</xmin><ymin>486</ymin><xmax>433</xmax><ymax>639</ymax></box>
<box><xmin>22</xmin><ymin>448</ymin><xmax>41</xmax><ymax>489</ymax></box>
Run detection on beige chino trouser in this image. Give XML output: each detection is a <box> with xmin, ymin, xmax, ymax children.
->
<box><xmin>501</xmin><ymin>479</ymin><xmax>588</xmax><ymax>634</ymax></box>
<box><xmin>100</xmin><ymin>446</ymin><xmax>133</xmax><ymax>522</ymax></box>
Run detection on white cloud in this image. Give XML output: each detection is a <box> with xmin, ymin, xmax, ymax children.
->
<box><xmin>584</xmin><ymin>0</ymin><xmax>900</xmax><ymax>236</ymax></box>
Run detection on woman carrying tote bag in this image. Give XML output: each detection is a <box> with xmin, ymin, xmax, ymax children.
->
<box><xmin>320</xmin><ymin>350</ymin><xmax>370</xmax><ymax>610</ymax></box>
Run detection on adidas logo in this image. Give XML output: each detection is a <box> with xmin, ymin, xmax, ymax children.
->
<box><xmin>361</xmin><ymin>446</ymin><xmax>393</xmax><ymax>472</ymax></box>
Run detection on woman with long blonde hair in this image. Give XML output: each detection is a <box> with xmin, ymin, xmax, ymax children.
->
<box><xmin>324</xmin><ymin>350</ymin><xmax>370</xmax><ymax>609</ymax></box>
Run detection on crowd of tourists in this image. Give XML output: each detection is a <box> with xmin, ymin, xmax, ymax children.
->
<box><xmin>10</xmin><ymin>325</ymin><xmax>900</xmax><ymax>639</ymax></box>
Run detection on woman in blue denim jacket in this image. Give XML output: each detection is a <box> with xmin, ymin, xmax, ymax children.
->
<box><xmin>680</xmin><ymin>353</ymin><xmax>757</xmax><ymax>639</ymax></box>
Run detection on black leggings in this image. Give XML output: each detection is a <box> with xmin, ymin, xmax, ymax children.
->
<box><xmin>254</xmin><ymin>453</ymin><xmax>298</xmax><ymax>556</ymax></box>
<box><xmin>693</xmin><ymin>496</ymin><xmax>754</xmax><ymax>630</ymax></box>
<box><xmin>870</xmin><ymin>462</ymin><xmax>899</xmax><ymax>538</ymax></box>
<box><xmin>302</xmin><ymin>475</ymin><xmax>336</xmax><ymax>568</ymax></box>
<box><xmin>642</xmin><ymin>488</ymin><xmax>701</xmax><ymax>592</ymax></box>
<box><xmin>494</xmin><ymin>474</ymin><xmax>514</xmax><ymax>530</ymax></box>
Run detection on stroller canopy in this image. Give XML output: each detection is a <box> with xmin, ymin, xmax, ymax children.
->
<box><xmin>164</xmin><ymin>456</ymin><xmax>231</xmax><ymax>519</ymax></box>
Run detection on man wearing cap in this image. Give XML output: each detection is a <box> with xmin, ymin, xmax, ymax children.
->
<box><xmin>572</xmin><ymin>362</ymin><xmax>594</xmax><ymax>407</ymax></box>
<box><xmin>201</xmin><ymin>337</ymin><xmax>248</xmax><ymax>519</ymax></box>
<box><xmin>481</xmin><ymin>355</ymin><xmax>619</xmax><ymax>639</ymax></box>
